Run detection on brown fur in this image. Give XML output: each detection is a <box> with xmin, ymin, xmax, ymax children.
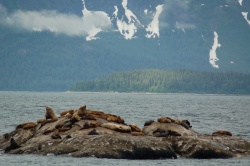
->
<box><xmin>129</xmin><ymin>124</ymin><xmax>142</xmax><ymax>132</ymax></box>
<box><xmin>91</xmin><ymin>113</ymin><xmax>108</xmax><ymax>119</ymax></box>
<box><xmin>174</xmin><ymin>119</ymin><xmax>182</xmax><ymax>125</ymax></box>
<box><xmin>45</xmin><ymin>106</ymin><xmax>57</xmax><ymax>120</ymax></box>
<box><xmin>101</xmin><ymin>123</ymin><xmax>131</xmax><ymax>133</ymax></box>
<box><xmin>55</xmin><ymin>121</ymin><xmax>65</xmax><ymax>129</ymax></box>
<box><xmin>16</xmin><ymin>122</ymin><xmax>37</xmax><ymax>130</ymax></box>
<box><xmin>84</xmin><ymin>109</ymin><xmax>104</xmax><ymax>115</ymax></box>
<box><xmin>64</xmin><ymin>112</ymin><xmax>74</xmax><ymax>118</ymax></box>
<box><xmin>51</xmin><ymin>130</ymin><xmax>61</xmax><ymax>139</ymax></box>
<box><xmin>37</xmin><ymin>119</ymin><xmax>47</xmax><ymax>124</ymax></box>
<box><xmin>70</xmin><ymin>112</ymin><xmax>81</xmax><ymax>123</ymax></box>
<box><xmin>158</xmin><ymin>117</ymin><xmax>172</xmax><ymax>123</ymax></box>
<box><xmin>23</xmin><ymin>122</ymin><xmax>37</xmax><ymax>129</ymax></box>
<box><xmin>81</xmin><ymin>114</ymin><xmax>97</xmax><ymax>120</ymax></box>
<box><xmin>60</xmin><ymin>109</ymin><xmax>74</xmax><ymax>117</ymax></box>
<box><xmin>212</xmin><ymin>130</ymin><xmax>232</xmax><ymax>136</ymax></box>
<box><xmin>82</xmin><ymin>121</ymin><xmax>101</xmax><ymax>129</ymax></box>
<box><xmin>107</xmin><ymin>115</ymin><xmax>124</xmax><ymax>124</ymax></box>
<box><xmin>77</xmin><ymin>105</ymin><xmax>87</xmax><ymax>117</ymax></box>
<box><xmin>37</xmin><ymin>118</ymin><xmax>58</xmax><ymax>127</ymax></box>
<box><xmin>15</xmin><ymin>124</ymin><xmax>23</xmax><ymax>130</ymax></box>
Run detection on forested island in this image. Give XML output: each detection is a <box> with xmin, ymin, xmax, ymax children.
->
<box><xmin>70</xmin><ymin>69</ymin><xmax>250</xmax><ymax>94</ymax></box>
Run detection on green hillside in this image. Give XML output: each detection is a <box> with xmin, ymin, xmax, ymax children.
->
<box><xmin>70</xmin><ymin>69</ymin><xmax>250</xmax><ymax>94</ymax></box>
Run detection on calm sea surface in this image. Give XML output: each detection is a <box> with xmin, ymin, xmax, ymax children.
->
<box><xmin>0</xmin><ymin>91</ymin><xmax>250</xmax><ymax>165</ymax></box>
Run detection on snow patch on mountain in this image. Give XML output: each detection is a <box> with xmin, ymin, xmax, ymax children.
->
<box><xmin>238</xmin><ymin>0</ymin><xmax>243</xmax><ymax>6</ymax></box>
<box><xmin>242</xmin><ymin>12</ymin><xmax>250</xmax><ymax>26</ymax></box>
<box><xmin>209</xmin><ymin>32</ymin><xmax>221</xmax><ymax>69</ymax></box>
<box><xmin>113</xmin><ymin>0</ymin><xmax>143</xmax><ymax>39</ymax></box>
<box><xmin>145</xmin><ymin>4</ymin><xmax>164</xmax><ymax>38</ymax></box>
<box><xmin>82</xmin><ymin>0</ymin><xmax>112</xmax><ymax>41</ymax></box>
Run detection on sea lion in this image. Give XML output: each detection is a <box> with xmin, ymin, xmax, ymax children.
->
<box><xmin>64</xmin><ymin>112</ymin><xmax>74</xmax><ymax>118</ymax></box>
<box><xmin>63</xmin><ymin>121</ymin><xmax>73</xmax><ymax>128</ymax></box>
<box><xmin>153</xmin><ymin>128</ymin><xmax>169</xmax><ymax>137</ymax></box>
<box><xmin>107</xmin><ymin>115</ymin><xmax>125</xmax><ymax>124</ymax></box>
<box><xmin>144</xmin><ymin>120</ymin><xmax>154</xmax><ymax>126</ymax></box>
<box><xmin>168</xmin><ymin>130</ymin><xmax>181</xmax><ymax>136</ymax></box>
<box><xmin>4</xmin><ymin>137</ymin><xmax>20</xmax><ymax>152</ymax></box>
<box><xmin>158</xmin><ymin>117</ymin><xmax>172</xmax><ymax>123</ymax></box>
<box><xmin>70</xmin><ymin>112</ymin><xmax>81</xmax><ymax>123</ymax></box>
<box><xmin>212</xmin><ymin>130</ymin><xmax>232</xmax><ymax>136</ymax></box>
<box><xmin>174</xmin><ymin>119</ymin><xmax>181</xmax><ymax>125</ymax></box>
<box><xmin>39</xmin><ymin>118</ymin><xmax>58</xmax><ymax>127</ymax></box>
<box><xmin>81</xmin><ymin>114</ymin><xmax>97</xmax><ymax>120</ymax></box>
<box><xmin>81</xmin><ymin>121</ymin><xmax>100</xmax><ymax>129</ymax></box>
<box><xmin>3</xmin><ymin>133</ymin><xmax>10</xmax><ymax>140</ymax></box>
<box><xmin>82</xmin><ymin>109</ymin><xmax>105</xmax><ymax>116</ymax></box>
<box><xmin>65</xmin><ymin>135</ymin><xmax>72</xmax><ymax>139</ymax></box>
<box><xmin>77</xmin><ymin>105</ymin><xmax>87</xmax><ymax>117</ymax></box>
<box><xmin>23</xmin><ymin>122</ymin><xmax>37</xmax><ymax>129</ymax></box>
<box><xmin>45</xmin><ymin>106</ymin><xmax>57</xmax><ymax>120</ymax></box>
<box><xmin>37</xmin><ymin>119</ymin><xmax>46</xmax><ymax>124</ymax></box>
<box><xmin>60</xmin><ymin>109</ymin><xmax>74</xmax><ymax>117</ymax></box>
<box><xmin>129</xmin><ymin>124</ymin><xmax>142</xmax><ymax>132</ymax></box>
<box><xmin>88</xmin><ymin>129</ymin><xmax>99</xmax><ymax>135</ymax></box>
<box><xmin>181</xmin><ymin>120</ymin><xmax>192</xmax><ymax>129</ymax></box>
<box><xmin>101</xmin><ymin>123</ymin><xmax>131</xmax><ymax>133</ymax></box>
<box><xmin>51</xmin><ymin>130</ymin><xmax>61</xmax><ymax>139</ymax></box>
<box><xmin>55</xmin><ymin>121</ymin><xmax>65</xmax><ymax>129</ymax></box>
<box><xmin>16</xmin><ymin>122</ymin><xmax>37</xmax><ymax>130</ymax></box>
<box><xmin>153</xmin><ymin>128</ymin><xmax>181</xmax><ymax>137</ymax></box>
<box><xmin>88</xmin><ymin>111</ymin><xmax>108</xmax><ymax>119</ymax></box>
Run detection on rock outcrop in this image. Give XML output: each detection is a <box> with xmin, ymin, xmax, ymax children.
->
<box><xmin>0</xmin><ymin>105</ymin><xmax>250</xmax><ymax>159</ymax></box>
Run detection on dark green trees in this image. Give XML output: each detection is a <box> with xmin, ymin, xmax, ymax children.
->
<box><xmin>70</xmin><ymin>69</ymin><xmax>250</xmax><ymax>94</ymax></box>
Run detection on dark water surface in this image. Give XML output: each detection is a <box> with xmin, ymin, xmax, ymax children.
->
<box><xmin>0</xmin><ymin>91</ymin><xmax>250</xmax><ymax>165</ymax></box>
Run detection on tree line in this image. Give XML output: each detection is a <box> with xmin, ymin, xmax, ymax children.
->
<box><xmin>70</xmin><ymin>69</ymin><xmax>250</xmax><ymax>94</ymax></box>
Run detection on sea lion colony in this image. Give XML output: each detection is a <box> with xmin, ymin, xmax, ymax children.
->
<box><xmin>1</xmin><ymin>105</ymin><xmax>248</xmax><ymax>159</ymax></box>
<box><xmin>10</xmin><ymin>105</ymin><xmax>201</xmax><ymax>141</ymax></box>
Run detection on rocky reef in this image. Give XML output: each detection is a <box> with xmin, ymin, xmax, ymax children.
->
<box><xmin>0</xmin><ymin>105</ymin><xmax>250</xmax><ymax>159</ymax></box>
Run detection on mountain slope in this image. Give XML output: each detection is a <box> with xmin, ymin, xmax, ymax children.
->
<box><xmin>0</xmin><ymin>0</ymin><xmax>250</xmax><ymax>91</ymax></box>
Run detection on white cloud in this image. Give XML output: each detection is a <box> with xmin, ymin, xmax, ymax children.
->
<box><xmin>0</xmin><ymin>3</ymin><xmax>112</xmax><ymax>38</ymax></box>
<box><xmin>5</xmin><ymin>10</ymin><xmax>87</xmax><ymax>36</ymax></box>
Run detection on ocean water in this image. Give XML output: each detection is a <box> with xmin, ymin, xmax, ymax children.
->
<box><xmin>0</xmin><ymin>91</ymin><xmax>250</xmax><ymax>165</ymax></box>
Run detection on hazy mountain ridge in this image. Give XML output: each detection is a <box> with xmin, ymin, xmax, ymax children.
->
<box><xmin>0</xmin><ymin>0</ymin><xmax>250</xmax><ymax>91</ymax></box>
